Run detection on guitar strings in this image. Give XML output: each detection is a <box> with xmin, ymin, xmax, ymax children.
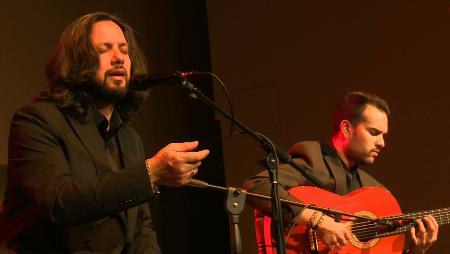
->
<box><xmin>342</xmin><ymin>209</ymin><xmax>449</xmax><ymax>240</ymax></box>
<box><xmin>351</xmin><ymin>213</ymin><xmax>449</xmax><ymax>235</ymax></box>
<box><xmin>343</xmin><ymin>208</ymin><xmax>450</xmax><ymax>240</ymax></box>
<box><xmin>350</xmin><ymin>207</ymin><xmax>450</xmax><ymax>232</ymax></box>
<box><xmin>350</xmin><ymin>207</ymin><xmax>450</xmax><ymax>231</ymax></box>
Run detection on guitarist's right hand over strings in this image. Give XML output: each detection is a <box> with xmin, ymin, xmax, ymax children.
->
<box><xmin>293</xmin><ymin>208</ymin><xmax>352</xmax><ymax>250</ymax></box>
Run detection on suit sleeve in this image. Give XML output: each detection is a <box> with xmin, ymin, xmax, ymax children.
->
<box><xmin>8</xmin><ymin>104</ymin><xmax>156</xmax><ymax>225</ymax></box>
<box><xmin>243</xmin><ymin>158</ymin><xmax>311</xmax><ymax>224</ymax></box>
<box><xmin>244</xmin><ymin>141</ymin><xmax>330</xmax><ymax>224</ymax></box>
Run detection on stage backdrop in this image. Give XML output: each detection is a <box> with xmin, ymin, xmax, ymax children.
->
<box><xmin>206</xmin><ymin>1</ymin><xmax>450</xmax><ymax>253</ymax></box>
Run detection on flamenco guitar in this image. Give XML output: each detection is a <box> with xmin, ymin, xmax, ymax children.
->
<box><xmin>256</xmin><ymin>186</ymin><xmax>449</xmax><ymax>254</ymax></box>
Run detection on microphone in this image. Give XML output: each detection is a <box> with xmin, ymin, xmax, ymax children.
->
<box><xmin>131</xmin><ymin>71</ymin><xmax>207</xmax><ymax>90</ymax></box>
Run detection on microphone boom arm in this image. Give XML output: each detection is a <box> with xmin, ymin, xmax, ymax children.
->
<box><xmin>180</xmin><ymin>79</ymin><xmax>325</xmax><ymax>188</ymax></box>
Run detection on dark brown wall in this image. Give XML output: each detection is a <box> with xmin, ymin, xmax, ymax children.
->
<box><xmin>132</xmin><ymin>1</ymin><xmax>230</xmax><ymax>253</ymax></box>
<box><xmin>207</xmin><ymin>1</ymin><xmax>450</xmax><ymax>253</ymax></box>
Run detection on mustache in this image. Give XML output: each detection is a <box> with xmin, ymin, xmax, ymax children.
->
<box><xmin>371</xmin><ymin>148</ymin><xmax>381</xmax><ymax>153</ymax></box>
<box><xmin>105</xmin><ymin>67</ymin><xmax>128</xmax><ymax>77</ymax></box>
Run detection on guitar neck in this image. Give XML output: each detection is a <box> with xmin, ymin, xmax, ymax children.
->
<box><xmin>377</xmin><ymin>207</ymin><xmax>450</xmax><ymax>238</ymax></box>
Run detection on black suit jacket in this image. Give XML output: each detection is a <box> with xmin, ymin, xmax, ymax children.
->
<box><xmin>244</xmin><ymin>141</ymin><xmax>384</xmax><ymax>222</ymax></box>
<box><xmin>0</xmin><ymin>101</ymin><xmax>160</xmax><ymax>253</ymax></box>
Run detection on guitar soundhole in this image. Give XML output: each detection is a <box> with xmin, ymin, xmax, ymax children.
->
<box><xmin>352</xmin><ymin>219</ymin><xmax>378</xmax><ymax>242</ymax></box>
<box><xmin>348</xmin><ymin>211</ymin><xmax>380</xmax><ymax>249</ymax></box>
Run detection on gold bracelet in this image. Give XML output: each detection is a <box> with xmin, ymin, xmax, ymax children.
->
<box><xmin>308</xmin><ymin>211</ymin><xmax>320</xmax><ymax>227</ymax></box>
<box><xmin>145</xmin><ymin>159</ymin><xmax>160</xmax><ymax>194</ymax></box>
<box><xmin>311</xmin><ymin>211</ymin><xmax>323</xmax><ymax>228</ymax></box>
<box><xmin>312</xmin><ymin>214</ymin><xmax>325</xmax><ymax>230</ymax></box>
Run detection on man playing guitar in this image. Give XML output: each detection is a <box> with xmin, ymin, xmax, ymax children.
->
<box><xmin>244</xmin><ymin>91</ymin><xmax>439</xmax><ymax>254</ymax></box>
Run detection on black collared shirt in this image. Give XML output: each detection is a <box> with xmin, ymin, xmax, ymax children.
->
<box><xmin>341</xmin><ymin>160</ymin><xmax>362</xmax><ymax>192</ymax></box>
<box><xmin>91</xmin><ymin>109</ymin><xmax>127</xmax><ymax>251</ymax></box>
<box><xmin>322</xmin><ymin>142</ymin><xmax>362</xmax><ymax>193</ymax></box>
<box><xmin>93</xmin><ymin>109</ymin><xmax>124</xmax><ymax>171</ymax></box>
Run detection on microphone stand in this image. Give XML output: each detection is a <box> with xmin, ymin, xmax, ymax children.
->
<box><xmin>188</xmin><ymin>179</ymin><xmax>377</xmax><ymax>220</ymax></box>
<box><xmin>180</xmin><ymin>79</ymin><xmax>326</xmax><ymax>254</ymax></box>
<box><xmin>225</xmin><ymin>185</ymin><xmax>246</xmax><ymax>254</ymax></box>
<box><xmin>188</xmin><ymin>179</ymin><xmax>379</xmax><ymax>241</ymax></box>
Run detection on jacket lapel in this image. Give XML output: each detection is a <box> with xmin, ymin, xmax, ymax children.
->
<box><xmin>116</xmin><ymin>130</ymin><xmax>139</xmax><ymax>252</ymax></box>
<box><xmin>67</xmin><ymin>114</ymin><xmax>134</xmax><ymax>250</ymax></box>
<box><xmin>321</xmin><ymin>143</ymin><xmax>347</xmax><ymax>195</ymax></box>
<box><xmin>67</xmin><ymin>115</ymin><xmax>143</xmax><ymax>250</ymax></box>
<box><xmin>66</xmin><ymin>116</ymin><xmax>111</xmax><ymax>176</ymax></box>
<box><xmin>323</xmin><ymin>155</ymin><xmax>347</xmax><ymax>195</ymax></box>
<box><xmin>358</xmin><ymin>169</ymin><xmax>382</xmax><ymax>187</ymax></box>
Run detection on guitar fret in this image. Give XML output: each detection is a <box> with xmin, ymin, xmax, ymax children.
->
<box><xmin>382</xmin><ymin>208</ymin><xmax>450</xmax><ymax>226</ymax></box>
<box><xmin>368</xmin><ymin>207</ymin><xmax>450</xmax><ymax>240</ymax></box>
<box><xmin>351</xmin><ymin>208</ymin><xmax>450</xmax><ymax>243</ymax></box>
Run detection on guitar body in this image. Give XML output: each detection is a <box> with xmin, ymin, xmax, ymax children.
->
<box><xmin>257</xmin><ymin>186</ymin><xmax>405</xmax><ymax>254</ymax></box>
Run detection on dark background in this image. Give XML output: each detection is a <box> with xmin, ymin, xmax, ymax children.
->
<box><xmin>0</xmin><ymin>0</ymin><xmax>449</xmax><ymax>253</ymax></box>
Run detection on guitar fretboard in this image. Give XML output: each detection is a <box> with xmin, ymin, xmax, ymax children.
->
<box><xmin>350</xmin><ymin>207</ymin><xmax>449</xmax><ymax>241</ymax></box>
<box><xmin>377</xmin><ymin>207</ymin><xmax>449</xmax><ymax>238</ymax></box>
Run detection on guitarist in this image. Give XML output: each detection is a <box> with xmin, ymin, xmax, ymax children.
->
<box><xmin>244</xmin><ymin>91</ymin><xmax>439</xmax><ymax>254</ymax></box>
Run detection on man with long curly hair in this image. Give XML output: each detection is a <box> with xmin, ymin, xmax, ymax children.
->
<box><xmin>0</xmin><ymin>12</ymin><xmax>209</xmax><ymax>253</ymax></box>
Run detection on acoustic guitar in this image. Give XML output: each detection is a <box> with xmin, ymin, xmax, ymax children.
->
<box><xmin>256</xmin><ymin>186</ymin><xmax>449</xmax><ymax>254</ymax></box>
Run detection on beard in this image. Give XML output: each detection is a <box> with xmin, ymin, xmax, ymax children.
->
<box><xmin>86</xmin><ymin>72</ymin><xmax>130</xmax><ymax>104</ymax></box>
<box><xmin>346</xmin><ymin>139</ymin><xmax>377</xmax><ymax>166</ymax></box>
<box><xmin>356</xmin><ymin>154</ymin><xmax>375</xmax><ymax>166</ymax></box>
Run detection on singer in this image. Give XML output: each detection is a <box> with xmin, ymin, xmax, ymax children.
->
<box><xmin>244</xmin><ymin>91</ymin><xmax>439</xmax><ymax>254</ymax></box>
<box><xmin>0</xmin><ymin>12</ymin><xmax>209</xmax><ymax>253</ymax></box>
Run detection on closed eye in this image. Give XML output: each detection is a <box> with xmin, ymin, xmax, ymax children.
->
<box><xmin>119</xmin><ymin>43</ymin><xmax>128</xmax><ymax>55</ymax></box>
<box><xmin>96</xmin><ymin>43</ymin><xmax>112</xmax><ymax>54</ymax></box>
<box><xmin>367</xmin><ymin>128</ymin><xmax>383</xmax><ymax>136</ymax></box>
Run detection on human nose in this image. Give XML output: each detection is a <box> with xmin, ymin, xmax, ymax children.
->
<box><xmin>376</xmin><ymin>135</ymin><xmax>385</xmax><ymax>148</ymax></box>
<box><xmin>111</xmin><ymin>47</ymin><xmax>124</xmax><ymax>65</ymax></box>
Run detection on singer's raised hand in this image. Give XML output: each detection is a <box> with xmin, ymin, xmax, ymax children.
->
<box><xmin>146</xmin><ymin>141</ymin><xmax>210</xmax><ymax>187</ymax></box>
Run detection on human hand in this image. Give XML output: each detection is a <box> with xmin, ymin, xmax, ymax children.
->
<box><xmin>147</xmin><ymin>141</ymin><xmax>209</xmax><ymax>187</ymax></box>
<box><xmin>293</xmin><ymin>209</ymin><xmax>351</xmax><ymax>250</ymax></box>
<box><xmin>316</xmin><ymin>215</ymin><xmax>352</xmax><ymax>250</ymax></box>
<box><xmin>407</xmin><ymin>215</ymin><xmax>438</xmax><ymax>254</ymax></box>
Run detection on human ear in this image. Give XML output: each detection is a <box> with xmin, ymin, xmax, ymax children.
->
<box><xmin>340</xmin><ymin>120</ymin><xmax>353</xmax><ymax>138</ymax></box>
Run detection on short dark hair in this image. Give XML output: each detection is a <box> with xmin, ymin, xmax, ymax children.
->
<box><xmin>35</xmin><ymin>12</ymin><xmax>149</xmax><ymax>123</ymax></box>
<box><xmin>332</xmin><ymin>91</ymin><xmax>390</xmax><ymax>134</ymax></box>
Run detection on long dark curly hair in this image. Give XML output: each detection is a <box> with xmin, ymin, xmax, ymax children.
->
<box><xmin>35</xmin><ymin>12</ymin><xmax>149</xmax><ymax>123</ymax></box>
